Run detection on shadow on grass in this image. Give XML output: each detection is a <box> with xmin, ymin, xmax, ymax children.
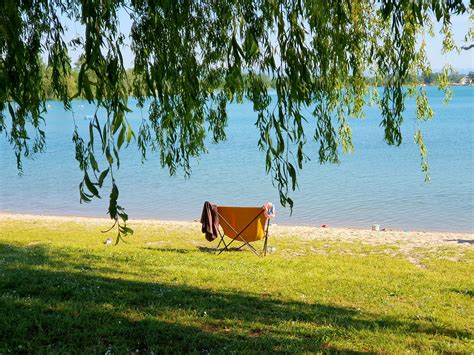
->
<box><xmin>0</xmin><ymin>243</ymin><xmax>470</xmax><ymax>353</ymax></box>
<box><xmin>197</xmin><ymin>246</ymin><xmax>247</xmax><ymax>253</ymax></box>
<box><xmin>143</xmin><ymin>246</ymin><xmax>194</xmax><ymax>254</ymax></box>
<box><xmin>449</xmin><ymin>288</ymin><xmax>474</xmax><ymax>297</ymax></box>
<box><xmin>144</xmin><ymin>246</ymin><xmax>249</xmax><ymax>254</ymax></box>
<box><xmin>446</xmin><ymin>239</ymin><xmax>474</xmax><ymax>245</ymax></box>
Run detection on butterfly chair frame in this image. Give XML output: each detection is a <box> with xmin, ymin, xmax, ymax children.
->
<box><xmin>215</xmin><ymin>208</ymin><xmax>271</xmax><ymax>257</ymax></box>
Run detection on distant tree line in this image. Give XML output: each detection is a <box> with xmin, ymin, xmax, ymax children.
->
<box><xmin>38</xmin><ymin>58</ymin><xmax>277</xmax><ymax>100</ymax></box>
<box><xmin>37</xmin><ymin>57</ymin><xmax>473</xmax><ymax>101</ymax></box>
<box><xmin>366</xmin><ymin>71</ymin><xmax>473</xmax><ymax>86</ymax></box>
<box><xmin>416</xmin><ymin>71</ymin><xmax>473</xmax><ymax>85</ymax></box>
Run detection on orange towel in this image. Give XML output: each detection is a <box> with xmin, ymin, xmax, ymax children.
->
<box><xmin>217</xmin><ymin>206</ymin><xmax>267</xmax><ymax>242</ymax></box>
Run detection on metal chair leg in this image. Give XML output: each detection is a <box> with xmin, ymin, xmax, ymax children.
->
<box><xmin>263</xmin><ymin>220</ymin><xmax>270</xmax><ymax>256</ymax></box>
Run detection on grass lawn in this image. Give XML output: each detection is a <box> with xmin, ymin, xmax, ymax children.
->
<box><xmin>0</xmin><ymin>218</ymin><xmax>473</xmax><ymax>353</ymax></box>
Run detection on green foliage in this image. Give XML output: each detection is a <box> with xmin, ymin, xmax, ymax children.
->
<box><xmin>0</xmin><ymin>1</ymin><xmax>471</xmax><ymax>239</ymax></box>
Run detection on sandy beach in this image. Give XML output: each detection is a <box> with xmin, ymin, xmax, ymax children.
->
<box><xmin>1</xmin><ymin>212</ymin><xmax>472</xmax><ymax>254</ymax></box>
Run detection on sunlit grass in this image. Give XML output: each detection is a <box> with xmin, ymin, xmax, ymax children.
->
<box><xmin>0</xmin><ymin>218</ymin><xmax>472</xmax><ymax>353</ymax></box>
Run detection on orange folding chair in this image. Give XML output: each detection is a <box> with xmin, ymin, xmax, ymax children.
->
<box><xmin>215</xmin><ymin>204</ymin><xmax>275</xmax><ymax>257</ymax></box>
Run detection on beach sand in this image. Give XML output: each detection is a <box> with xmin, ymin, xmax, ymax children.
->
<box><xmin>1</xmin><ymin>212</ymin><xmax>472</xmax><ymax>254</ymax></box>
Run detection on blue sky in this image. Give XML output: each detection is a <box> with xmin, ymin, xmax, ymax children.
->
<box><xmin>427</xmin><ymin>12</ymin><xmax>473</xmax><ymax>72</ymax></box>
<box><xmin>62</xmin><ymin>9</ymin><xmax>473</xmax><ymax>73</ymax></box>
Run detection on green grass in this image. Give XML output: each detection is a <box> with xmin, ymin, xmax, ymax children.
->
<box><xmin>0</xmin><ymin>219</ymin><xmax>473</xmax><ymax>353</ymax></box>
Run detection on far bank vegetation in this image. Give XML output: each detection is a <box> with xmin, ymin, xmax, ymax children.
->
<box><xmin>14</xmin><ymin>58</ymin><xmax>474</xmax><ymax>101</ymax></box>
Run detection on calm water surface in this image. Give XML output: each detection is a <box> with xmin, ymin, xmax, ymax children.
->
<box><xmin>1</xmin><ymin>87</ymin><xmax>473</xmax><ymax>232</ymax></box>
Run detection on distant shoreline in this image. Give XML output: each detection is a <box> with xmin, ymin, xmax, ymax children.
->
<box><xmin>4</xmin><ymin>84</ymin><xmax>473</xmax><ymax>103</ymax></box>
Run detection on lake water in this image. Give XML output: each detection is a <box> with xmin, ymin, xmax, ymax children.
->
<box><xmin>1</xmin><ymin>87</ymin><xmax>473</xmax><ymax>232</ymax></box>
